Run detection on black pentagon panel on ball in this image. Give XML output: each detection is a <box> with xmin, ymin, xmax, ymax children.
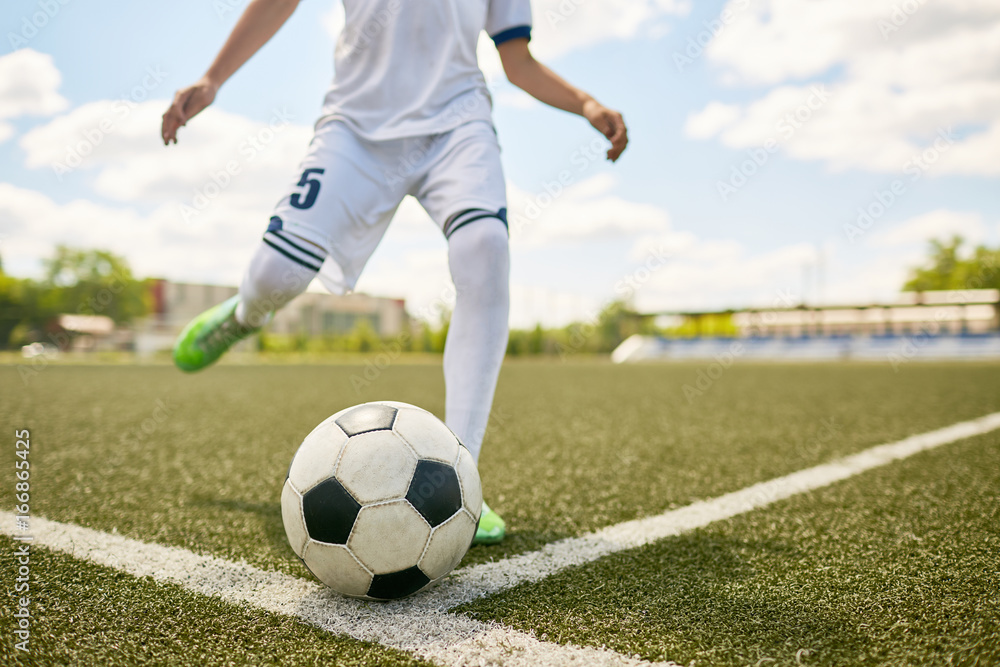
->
<box><xmin>405</xmin><ymin>460</ymin><xmax>463</xmax><ymax>528</ymax></box>
<box><xmin>335</xmin><ymin>404</ymin><xmax>398</xmax><ymax>436</ymax></box>
<box><xmin>302</xmin><ymin>478</ymin><xmax>362</xmax><ymax>545</ymax></box>
<box><xmin>367</xmin><ymin>566</ymin><xmax>431</xmax><ymax>600</ymax></box>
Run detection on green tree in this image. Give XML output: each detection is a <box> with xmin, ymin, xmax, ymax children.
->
<box><xmin>0</xmin><ymin>263</ymin><xmax>25</xmax><ymax>348</ymax></box>
<box><xmin>904</xmin><ymin>237</ymin><xmax>1000</xmax><ymax>292</ymax></box>
<box><xmin>42</xmin><ymin>246</ymin><xmax>151</xmax><ymax>323</ymax></box>
<box><xmin>592</xmin><ymin>300</ymin><xmax>655</xmax><ymax>352</ymax></box>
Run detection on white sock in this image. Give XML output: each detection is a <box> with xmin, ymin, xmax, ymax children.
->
<box><xmin>235</xmin><ymin>240</ymin><xmax>318</xmax><ymax>327</ymax></box>
<box><xmin>443</xmin><ymin>219</ymin><xmax>510</xmax><ymax>462</ymax></box>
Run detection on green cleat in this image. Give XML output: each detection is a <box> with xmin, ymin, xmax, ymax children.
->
<box><xmin>473</xmin><ymin>501</ymin><xmax>506</xmax><ymax>545</ymax></box>
<box><xmin>172</xmin><ymin>296</ymin><xmax>261</xmax><ymax>373</ymax></box>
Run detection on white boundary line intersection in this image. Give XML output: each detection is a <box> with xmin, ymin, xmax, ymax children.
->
<box><xmin>4</xmin><ymin>411</ymin><xmax>999</xmax><ymax>666</ymax></box>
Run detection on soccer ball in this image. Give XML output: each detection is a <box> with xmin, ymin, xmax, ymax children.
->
<box><xmin>281</xmin><ymin>401</ymin><xmax>482</xmax><ymax>600</ymax></box>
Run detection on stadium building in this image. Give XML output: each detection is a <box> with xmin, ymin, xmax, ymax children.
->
<box><xmin>613</xmin><ymin>289</ymin><xmax>1000</xmax><ymax>363</ymax></box>
<box><xmin>134</xmin><ymin>280</ymin><xmax>408</xmax><ymax>356</ymax></box>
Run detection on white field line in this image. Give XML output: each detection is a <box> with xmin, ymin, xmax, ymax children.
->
<box><xmin>418</xmin><ymin>409</ymin><xmax>1000</xmax><ymax>611</ymax></box>
<box><xmin>0</xmin><ymin>511</ymin><xmax>667</xmax><ymax>667</ymax></box>
<box><xmin>4</xmin><ymin>410</ymin><xmax>999</xmax><ymax>666</ymax></box>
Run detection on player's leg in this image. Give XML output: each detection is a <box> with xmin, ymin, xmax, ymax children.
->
<box><xmin>445</xmin><ymin>217</ymin><xmax>510</xmax><ymax>544</ymax></box>
<box><xmin>173</xmin><ymin>120</ymin><xmax>407</xmax><ymax>373</ymax></box>
<box><xmin>172</xmin><ymin>237</ymin><xmax>319</xmax><ymax>372</ymax></box>
<box><xmin>414</xmin><ymin>120</ymin><xmax>510</xmax><ymax>543</ymax></box>
<box><xmin>237</xmin><ymin>222</ymin><xmax>326</xmax><ymax>327</ymax></box>
<box><xmin>443</xmin><ymin>218</ymin><xmax>510</xmax><ymax>462</ymax></box>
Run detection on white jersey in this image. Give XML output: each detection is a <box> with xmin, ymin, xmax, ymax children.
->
<box><xmin>317</xmin><ymin>0</ymin><xmax>532</xmax><ymax>140</ymax></box>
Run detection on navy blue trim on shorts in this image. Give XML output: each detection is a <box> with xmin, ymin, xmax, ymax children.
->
<box><xmin>271</xmin><ymin>230</ymin><xmax>325</xmax><ymax>263</ymax></box>
<box><xmin>491</xmin><ymin>25</ymin><xmax>531</xmax><ymax>46</ymax></box>
<box><xmin>262</xmin><ymin>235</ymin><xmax>322</xmax><ymax>272</ymax></box>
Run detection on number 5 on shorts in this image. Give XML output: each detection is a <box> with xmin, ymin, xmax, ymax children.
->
<box><xmin>290</xmin><ymin>168</ymin><xmax>325</xmax><ymax>210</ymax></box>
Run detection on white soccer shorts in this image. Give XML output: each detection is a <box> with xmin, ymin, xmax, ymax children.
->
<box><xmin>262</xmin><ymin>119</ymin><xmax>509</xmax><ymax>294</ymax></box>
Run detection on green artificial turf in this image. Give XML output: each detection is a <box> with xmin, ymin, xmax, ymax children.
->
<box><xmin>1</xmin><ymin>361</ymin><xmax>998</xmax><ymax>575</ymax></box>
<box><xmin>457</xmin><ymin>432</ymin><xmax>1000</xmax><ymax>666</ymax></box>
<box><xmin>0</xmin><ymin>538</ymin><xmax>431</xmax><ymax>667</ymax></box>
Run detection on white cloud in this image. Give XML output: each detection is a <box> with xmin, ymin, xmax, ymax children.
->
<box><xmin>20</xmin><ymin>100</ymin><xmax>313</xmax><ymax>216</ymax></box>
<box><xmin>529</xmin><ymin>0</ymin><xmax>690</xmax><ymax>61</ymax></box>
<box><xmin>935</xmin><ymin>120</ymin><xmax>1000</xmax><ymax>177</ymax></box>
<box><xmin>0</xmin><ymin>183</ymin><xmax>267</xmax><ymax>284</ymax></box>
<box><xmin>689</xmin><ymin>0</ymin><xmax>1000</xmax><ymax>176</ymax></box>
<box><xmin>868</xmin><ymin>210</ymin><xmax>987</xmax><ymax>247</ymax></box>
<box><xmin>629</xmin><ymin>235</ymin><xmax>821</xmax><ymax>312</ymax></box>
<box><xmin>0</xmin><ymin>48</ymin><xmax>68</xmax><ymax>142</ymax></box>
<box><xmin>355</xmin><ymin>245</ymin><xmax>453</xmax><ymax>322</ymax></box>
<box><xmin>684</xmin><ymin>101</ymin><xmax>741</xmax><ymax>139</ymax></box>
<box><xmin>508</xmin><ymin>174</ymin><xmax>669</xmax><ymax>247</ymax></box>
<box><xmin>819</xmin><ymin>257</ymin><xmax>913</xmax><ymax>307</ymax></box>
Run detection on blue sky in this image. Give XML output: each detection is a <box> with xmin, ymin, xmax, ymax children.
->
<box><xmin>2</xmin><ymin>0</ymin><xmax>998</xmax><ymax>326</ymax></box>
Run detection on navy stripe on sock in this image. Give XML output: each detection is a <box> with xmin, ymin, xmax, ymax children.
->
<box><xmin>443</xmin><ymin>208</ymin><xmax>506</xmax><ymax>238</ymax></box>
<box><xmin>445</xmin><ymin>212</ymin><xmax>509</xmax><ymax>239</ymax></box>
<box><xmin>262</xmin><ymin>238</ymin><xmax>322</xmax><ymax>272</ymax></box>
<box><xmin>270</xmin><ymin>230</ymin><xmax>325</xmax><ymax>262</ymax></box>
<box><xmin>443</xmin><ymin>208</ymin><xmax>490</xmax><ymax>237</ymax></box>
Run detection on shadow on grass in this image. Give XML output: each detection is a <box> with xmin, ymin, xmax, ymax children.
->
<box><xmin>193</xmin><ymin>495</ymin><xmax>573</xmax><ymax>589</ymax></box>
<box><xmin>192</xmin><ymin>496</ymin><xmax>291</xmax><ymax>556</ymax></box>
<box><xmin>460</xmin><ymin>528</ymin><xmax>576</xmax><ymax>568</ymax></box>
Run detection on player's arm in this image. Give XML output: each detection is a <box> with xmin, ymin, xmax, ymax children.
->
<box><xmin>497</xmin><ymin>38</ymin><xmax>628</xmax><ymax>162</ymax></box>
<box><xmin>161</xmin><ymin>0</ymin><xmax>300</xmax><ymax>145</ymax></box>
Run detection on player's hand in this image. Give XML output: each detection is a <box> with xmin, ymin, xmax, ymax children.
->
<box><xmin>583</xmin><ymin>99</ymin><xmax>628</xmax><ymax>162</ymax></box>
<box><xmin>161</xmin><ymin>78</ymin><xmax>219</xmax><ymax>145</ymax></box>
